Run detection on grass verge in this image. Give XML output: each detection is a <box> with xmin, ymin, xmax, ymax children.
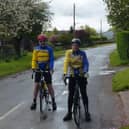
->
<box><xmin>0</xmin><ymin>50</ymin><xmax>65</xmax><ymax>78</ymax></box>
<box><xmin>0</xmin><ymin>53</ymin><xmax>32</xmax><ymax>78</ymax></box>
<box><xmin>54</xmin><ymin>50</ymin><xmax>65</xmax><ymax>59</ymax></box>
<box><xmin>110</xmin><ymin>49</ymin><xmax>129</xmax><ymax>66</ymax></box>
<box><xmin>112</xmin><ymin>68</ymin><xmax>129</xmax><ymax>92</ymax></box>
<box><xmin>120</xmin><ymin>126</ymin><xmax>129</xmax><ymax>129</ymax></box>
<box><xmin>110</xmin><ymin>49</ymin><xmax>129</xmax><ymax>92</ymax></box>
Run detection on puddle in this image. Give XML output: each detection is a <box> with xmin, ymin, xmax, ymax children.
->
<box><xmin>99</xmin><ymin>70</ymin><xmax>116</xmax><ymax>75</ymax></box>
<box><xmin>62</xmin><ymin>90</ymin><xmax>68</xmax><ymax>95</ymax></box>
<box><xmin>56</xmin><ymin>107</ymin><xmax>65</xmax><ymax>111</ymax></box>
<box><xmin>99</xmin><ymin>66</ymin><xmax>108</xmax><ymax>70</ymax></box>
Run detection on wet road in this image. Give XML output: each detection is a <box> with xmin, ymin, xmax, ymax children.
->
<box><xmin>0</xmin><ymin>44</ymin><xmax>126</xmax><ymax>129</ymax></box>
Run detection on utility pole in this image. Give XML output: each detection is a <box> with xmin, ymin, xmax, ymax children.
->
<box><xmin>100</xmin><ymin>19</ymin><xmax>102</xmax><ymax>38</ymax></box>
<box><xmin>73</xmin><ymin>3</ymin><xmax>76</xmax><ymax>33</ymax></box>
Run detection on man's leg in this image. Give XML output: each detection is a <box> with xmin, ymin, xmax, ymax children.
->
<box><xmin>44</xmin><ymin>72</ymin><xmax>57</xmax><ymax>111</ymax></box>
<box><xmin>30</xmin><ymin>83</ymin><xmax>40</xmax><ymax>110</ymax></box>
<box><xmin>79</xmin><ymin>77</ymin><xmax>91</xmax><ymax>121</ymax></box>
<box><xmin>47</xmin><ymin>83</ymin><xmax>57</xmax><ymax>111</ymax></box>
<box><xmin>30</xmin><ymin>72</ymin><xmax>40</xmax><ymax>110</ymax></box>
<box><xmin>63</xmin><ymin>77</ymin><xmax>75</xmax><ymax>121</ymax></box>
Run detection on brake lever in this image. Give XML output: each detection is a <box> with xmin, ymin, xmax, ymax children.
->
<box><xmin>64</xmin><ymin>76</ymin><xmax>69</xmax><ymax>86</ymax></box>
<box><xmin>64</xmin><ymin>77</ymin><xmax>67</xmax><ymax>86</ymax></box>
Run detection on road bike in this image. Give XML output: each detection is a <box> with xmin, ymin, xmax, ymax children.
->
<box><xmin>32</xmin><ymin>69</ymin><xmax>51</xmax><ymax>120</ymax></box>
<box><xmin>64</xmin><ymin>70</ymin><xmax>83</xmax><ymax>128</ymax></box>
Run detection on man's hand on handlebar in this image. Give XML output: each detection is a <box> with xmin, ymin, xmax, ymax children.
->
<box><xmin>50</xmin><ymin>69</ymin><xmax>54</xmax><ymax>75</ymax></box>
<box><xmin>83</xmin><ymin>72</ymin><xmax>89</xmax><ymax>78</ymax></box>
<box><xmin>63</xmin><ymin>74</ymin><xmax>69</xmax><ymax>86</ymax></box>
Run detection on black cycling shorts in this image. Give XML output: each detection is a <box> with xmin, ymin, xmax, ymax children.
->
<box><xmin>34</xmin><ymin>71</ymin><xmax>52</xmax><ymax>84</ymax></box>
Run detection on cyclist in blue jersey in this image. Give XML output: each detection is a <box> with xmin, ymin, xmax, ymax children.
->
<box><xmin>63</xmin><ymin>38</ymin><xmax>91</xmax><ymax>122</ymax></box>
<box><xmin>30</xmin><ymin>34</ymin><xmax>57</xmax><ymax>111</ymax></box>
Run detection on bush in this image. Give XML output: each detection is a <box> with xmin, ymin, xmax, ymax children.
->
<box><xmin>91</xmin><ymin>35</ymin><xmax>108</xmax><ymax>41</ymax></box>
<box><xmin>0</xmin><ymin>44</ymin><xmax>15</xmax><ymax>61</ymax></box>
<box><xmin>91</xmin><ymin>35</ymin><xmax>102</xmax><ymax>41</ymax></box>
<box><xmin>58</xmin><ymin>33</ymin><xmax>73</xmax><ymax>47</ymax></box>
<box><xmin>116</xmin><ymin>31</ymin><xmax>129</xmax><ymax>60</ymax></box>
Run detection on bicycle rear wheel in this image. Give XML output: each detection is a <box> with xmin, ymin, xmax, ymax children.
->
<box><xmin>73</xmin><ymin>92</ymin><xmax>81</xmax><ymax>128</ymax></box>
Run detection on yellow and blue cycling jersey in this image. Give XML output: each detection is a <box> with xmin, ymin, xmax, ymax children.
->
<box><xmin>64</xmin><ymin>49</ymin><xmax>89</xmax><ymax>74</ymax></box>
<box><xmin>32</xmin><ymin>45</ymin><xmax>54</xmax><ymax>70</ymax></box>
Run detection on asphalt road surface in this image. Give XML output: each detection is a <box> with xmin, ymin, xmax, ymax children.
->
<box><xmin>0</xmin><ymin>44</ymin><xmax>126</xmax><ymax>129</ymax></box>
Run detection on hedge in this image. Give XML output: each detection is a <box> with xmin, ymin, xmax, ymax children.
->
<box><xmin>116</xmin><ymin>31</ymin><xmax>129</xmax><ymax>60</ymax></box>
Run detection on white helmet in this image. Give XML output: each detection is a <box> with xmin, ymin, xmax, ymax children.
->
<box><xmin>71</xmin><ymin>38</ymin><xmax>81</xmax><ymax>45</ymax></box>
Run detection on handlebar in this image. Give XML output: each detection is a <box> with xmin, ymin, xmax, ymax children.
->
<box><xmin>63</xmin><ymin>73</ymin><xmax>88</xmax><ymax>86</ymax></box>
<box><xmin>31</xmin><ymin>69</ymin><xmax>49</xmax><ymax>79</ymax></box>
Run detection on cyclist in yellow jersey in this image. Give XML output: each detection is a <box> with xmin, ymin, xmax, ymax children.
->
<box><xmin>63</xmin><ymin>38</ymin><xmax>91</xmax><ymax>122</ymax></box>
<box><xmin>30</xmin><ymin>34</ymin><xmax>57</xmax><ymax>111</ymax></box>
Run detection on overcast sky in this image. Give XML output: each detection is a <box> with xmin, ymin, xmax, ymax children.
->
<box><xmin>44</xmin><ymin>0</ymin><xmax>111</xmax><ymax>32</ymax></box>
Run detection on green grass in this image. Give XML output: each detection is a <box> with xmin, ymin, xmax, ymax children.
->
<box><xmin>110</xmin><ymin>49</ymin><xmax>129</xmax><ymax>92</ymax></box>
<box><xmin>110</xmin><ymin>49</ymin><xmax>129</xmax><ymax>66</ymax></box>
<box><xmin>54</xmin><ymin>50</ymin><xmax>65</xmax><ymax>59</ymax></box>
<box><xmin>120</xmin><ymin>126</ymin><xmax>129</xmax><ymax>129</ymax></box>
<box><xmin>0</xmin><ymin>53</ymin><xmax>32</xmax><ymax>78</ymax></box>
<box><xmin>112</xmin><ymin>68</ymin><xmax>129</xmax><ymax>92</ymax></box>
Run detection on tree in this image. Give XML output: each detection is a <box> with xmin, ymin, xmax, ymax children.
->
<box><xmin>74</xmin><ymin>29</ymin><xmax>91</xmax><ymax>45</ymax></box>
<box><xmin>49</xmin><ymin>35</ymin><xmax>58</xmax><ymax>45</ymax></box>
<box><xmin>80</xmin><ymin>25</ymin><xmax>98</xmax><ymax>36</ymax></box>
<box><xmin>0</xmin><ymin>0</ymin><xmax>52</xmax><ymax>38</ymax></box>
<box><xmin>58</xmin><ymin>33</ymin><xmax>73</xmax><ymax>47</ymax></box>
<box><xmin>0</xmin><ymin>0</ymin><xmax>52</xmax><ymax>57</ymax></box>
<box><xmin>69</xmin><ymin>26</ymin><xmax>74</xmax><ymax>34</ymax></box>
<box><xmin>52</xmin><ymin>27</ymin><xmax>58</xmax><ymax>34</ymax></box>
<box><xmin>103</xmin><ymin>0</ymin><xmax>129</xmax><ymax>30</ymax></box>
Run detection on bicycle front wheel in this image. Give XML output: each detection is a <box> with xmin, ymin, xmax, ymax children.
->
<box><xmin>73</xmin><ymin>96</ymin><xmax>81</xmax><ymax>128</ymax></box>
<box><xmin>39</xmin><ymin>86</ymin><xmax>44</xmax><ymax>113</ymax></box>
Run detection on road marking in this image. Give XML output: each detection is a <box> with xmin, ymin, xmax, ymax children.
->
<box><xmin>0</xmin><ymin>102</ymin><xmax>25</xmax><ymax>121</ymax></box>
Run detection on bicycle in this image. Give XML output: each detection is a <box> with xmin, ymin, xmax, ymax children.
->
<box><xmin>32</xmin><ymin>69</ymin><xmax>51</xmax><ymax>120</ymax></box>
<box><xmin>64</xmin><ymin>70</ymin><xmax>84</xmax><ymax>128</ymax></box>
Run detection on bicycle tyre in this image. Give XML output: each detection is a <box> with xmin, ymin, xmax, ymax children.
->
<box><xmin>73</xmin><ymin>90</ymin><xmax>81</xmax><ymax>128</ymax></box>
<box><xmin>39</xmin><ymin>85</ymin><xmax>44</xmax><ymax>113</ymax></box>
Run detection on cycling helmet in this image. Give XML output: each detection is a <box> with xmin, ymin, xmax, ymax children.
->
<box><xmin>37</xmin><ymin>34</ymin><xmax>47</xmax><ymax>42</ymax></box>
<box><xmin>71</xmin><ymin>38</ymin><xmax>81</xmax><ymax>46</ymax></box>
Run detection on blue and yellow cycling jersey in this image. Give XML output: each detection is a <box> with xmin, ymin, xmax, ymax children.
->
<box><xmin>64</xmin><ymin>49</ymin><xmax>89</xmax><ymax>74</ymax></box>
<box><xmin>32</xmin><ymin>45</ymin><xmax>54</xmax><ymax>70</ymax></box>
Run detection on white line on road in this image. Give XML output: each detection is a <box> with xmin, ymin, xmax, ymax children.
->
<box><xmin>0</xmin><ymin>102</ymin><xmax>25</xmax><ymax>121</ymax></box>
